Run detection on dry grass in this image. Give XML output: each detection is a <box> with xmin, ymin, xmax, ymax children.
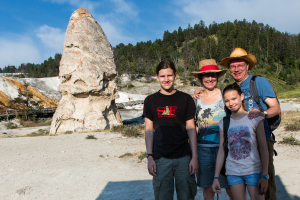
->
<box><xmin>111</xmin><ymin>124</ymin><xmax>144</xmax><ymax>138</ymax></box>
<box><xmin>138</xmin><ymin>152</ymin><xmax>147</xmax><ymax>162</ymax></box>
<box><xmin>5</xmin><ymin>122</ymin><xmax>18</xmax><ymax>129</ymax></box>
<box><xmin>63</xmin><ymin>131</ymin><xmax>73</xmax><ymax>134</ymax></box>
<box><xmin>119</xmin><ymin>153</ymin><xmax>133</xmax><ymax>158</ymax></box>
<box><xmin>21</xmin><ymin>120</ymin><xmax>52</xmax><ymax>127</ymax></box>
<box><xmin>278</xmin><ymin>110</ymin><xmax>300</xmax><ymax>145</ymax></box>
<box><xmin>277</xmin><ymin>89</ymin><xmax>300</xmax><ymax>99</ymax></box>
<box><xmin>279</xmin><ymin>111</ymin><xmax>300</xmax><ymax>126</ymax></box>
<box><xmin>279</xmin><ymin>135</ymin><xmax>300</xmax><ymax>145</ymax></box>
<box><xmin>26</xmin><ymin>129</ymin><xmax>49</xmax><ymax>137</ymax></box>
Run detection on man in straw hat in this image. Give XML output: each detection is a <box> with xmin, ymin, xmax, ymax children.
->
<box><xmin>220</xmin><ymin>47</ymin><xmax>281</xmax><ymax>200</ymax></box>
<box><xmin>143</xmin><ymin>60</ymin><xmax>198</xmax><ymax>200</ymax></box>
<box><xmin>192</xmin><ymin>59</ymin><xmax>233</xmax><ymax>200</ymax></box>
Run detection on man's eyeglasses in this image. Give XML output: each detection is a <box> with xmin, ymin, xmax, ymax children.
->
<box><xmin>229</xmin><ymin>63</ymin><xmax>246</xmax><ymax>69</ymax></box>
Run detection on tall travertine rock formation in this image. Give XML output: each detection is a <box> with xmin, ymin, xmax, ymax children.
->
<box><xmin>50</xmin><ymin>8</ymin><xmax>122</xmax><ymax>134</ymax></box>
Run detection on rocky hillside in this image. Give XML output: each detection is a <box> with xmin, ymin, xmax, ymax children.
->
<box><xmin>0</xmin><ymin>75</ymin><xmax>200</xmax><ymax>111</ymax></box>
<box><xmin>0</xmin><ymin>77</ymin><xmax>60</xmax><ymax>110</ymax></box>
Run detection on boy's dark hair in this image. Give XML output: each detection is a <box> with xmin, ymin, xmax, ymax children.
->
<box><xmin>156</xmin><ymin>60</ymin><xmax>176</xmax><ymax>75</ymax></box>
<box><xmin>222</xmin><ymin>83</ymin><xmax>247</xmax><ymax>111</ymax></box>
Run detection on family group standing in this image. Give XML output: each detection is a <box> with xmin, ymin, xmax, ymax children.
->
<box><xmin>143</xmin><ymin>47</ymin><xmax>280</xmax><ymax>200</ymax></box>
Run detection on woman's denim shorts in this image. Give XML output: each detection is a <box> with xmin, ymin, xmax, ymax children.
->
<box><xmin>227</xmin><ymin>173</ymin><xmax>261</xmax><ymax>186</ymax></box>
<box><xmin>197</xmin><ymin>146</ymin><xmax>229</xmax><ymax>188</ymax></box>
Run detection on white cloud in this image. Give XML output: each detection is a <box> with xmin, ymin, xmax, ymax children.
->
<box><xmin>47</xmin><ymin>0</ymin><xmax>140</xmax><ymax>46</ymax></box>
<box><xmin>0</xmin><ymin>36</ymin><xmax>41</xmax><ymax>68</ymax></box>
<box><xmin>110</xmin><ymin>0</ymin><xmax>138</xmax><ymax>17</ymax></box>
<box><xmin>175</xmin><ymin>0</ymin><xmax>300</xmax><ymax>34</ymax></box>
<box><xmin>0</xmin><ymin>25</ymin><xmax>65</xmax><ymax>69</ymax></box>
<box><xmin>35</xmin><ymin>25</ymin><xmax>65</xmax><ymax>53</ymax></box>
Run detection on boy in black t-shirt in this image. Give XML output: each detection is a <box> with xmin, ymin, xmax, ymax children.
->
<box><xmin>143</xmin><ymin>60</ymin><xmax>198</xmax><ymax>200</ymax></box>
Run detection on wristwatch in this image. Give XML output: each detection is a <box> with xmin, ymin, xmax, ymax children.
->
<box><xmin>261</xmin><ymin>174</ymin><xmax>269</xmax><ymax>180</ymax></box>
<box><xmin>146</xmin><ymin>153</ymin><xmax>153</xmax><ymax>158</ymax></box>
<box><xmin>263</xmin><ymin>111</ymin><xmax>268</xmax><ymax>117</ymax></box>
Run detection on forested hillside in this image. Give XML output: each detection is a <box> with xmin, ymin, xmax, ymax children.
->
<box><xmin>114</xmin><ymin>19</ymin><xmax>300</xmax><ymax>88</ymax></box>
<box><xmin>0</xmin><ymin>54</ymin><xmax>61</xmax><ymax>78</ymax></box>
<box><xmin>1</xmin><ymin>19</ymin><xmax>300</xmax><ymax>90</ymax></box>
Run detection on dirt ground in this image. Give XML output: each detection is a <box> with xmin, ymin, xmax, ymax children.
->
<box><xmin>0</xmin><ymin>129</ymin><xmax>300</xmax><ymax>200</ymax></box>
<box><xmin>1</xmin><ymin>100</ymin><xmax>300</xmax><ymax>200</ymax></box>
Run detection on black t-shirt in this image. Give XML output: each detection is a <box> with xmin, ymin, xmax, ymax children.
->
<box><xmin>143</xmin><ymin>90</ymin><xmax>196</xmax><ymax>160</ymax></box>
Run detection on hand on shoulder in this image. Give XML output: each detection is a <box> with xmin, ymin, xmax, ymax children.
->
<box><xmin>192</xmin><ymin>88</ymin><xmax>204</xmax><ymax>99</ymax></box>
<box><xmin>248</xmin><ymin>108</ymin><xmax>265</xmax><ymax>119</ymax></box>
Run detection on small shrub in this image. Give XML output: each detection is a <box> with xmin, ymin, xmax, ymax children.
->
<box><xmin>138</xmin><ymin>152</ymin><xmax>147</xmax><ymax>161</ymax></box>
<box><xmin>64</xmin><ymin>131</ymin><xmax>73</xmax><ymax>134</ymax></box>
<box><xmin>99</xmin><ymin>155</ymin><xmax>104</xmax><ymax>158</ymax></box>
<box><xmin>21</xmin><ymin>120</ymin><xmax>52</xmax><ymax>127</ymax></box>
<box><xmin>130</xmin><ymin>75</ymin><xmax>135</xmax><ymax>81</ymax></box>
<box><xmin>19</xmin><ymin>119</ymin><xmax>24</xmax><ymax>126</ymax></box>
<box><xmin>32</xmin><ymin>115</ymin><xmax>37</xmax><ymax>123</ymax></box>
<box><xmin>145</xmin><ymin>79</ymin><xmax>153</xmax><ymax>83</ymax></box>
<box><xmin>134</xmin><ymin>124</ymin><xmax>145</xmax><ymax>130</ymax></box>
<box><xmin>5</xmin><ymin>122</ymin><xmax>17</xmax><ymax>129</ymax></box>
<box><xmin>112</xmin><ymin>125</ymin><xmax>144</xmax><ymax>135</ymax></box>
<box><xmin>127</xmin><ymin>83</ymin><xmax>134</xmax><ymax>88</ymax></box>
<box><xmin>279</xmin><ymin>135</ymin><xmax>300</xmax><ymax>145</ymax></box>
<box><xmin>285</xmin><ymin>123</ymin><xmax>300</xmax><ymax>131</ymax></box>
<box><xmin>27</xmin><ymin>129</ymin><xmax>49</xmax><ymax>137</ymax></box>
<box><xmin>42</xmin><ymin>120</ymin><xmax>52</xmax><ymax>126</ymax></box>
<box><xmin>190</xmin><ymin>80</ymin><xmax>199</xmax><ymax>86</ymax></box>
<box><xmin>119</xmin><ymin>153</ymin><xmax>133</xmax><ymax>158</ymax></box>
<box><xmin>2</xmin><ymin>132</ymin><xmax>7</xmax><ymax>134</ymax></box>
<box><xmin>85</xmin><ymin>135</ymin><xmax>97</xmax><ymax>140</ymax></box>
<box><xmin>122</xmin><ymin>126</ymin><xmax>142</xmax><ymax>137</ymax></box>
<box><xmin>111</xmin><ymin>125</ymin><xmax>127</xmax><ymax>132</ymax></box>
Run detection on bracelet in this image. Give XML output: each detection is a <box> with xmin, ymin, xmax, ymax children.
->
<box><xmin>214</xmin><ymin>177</ymin><xmax>219</xmax><ymax>180</ymax></box>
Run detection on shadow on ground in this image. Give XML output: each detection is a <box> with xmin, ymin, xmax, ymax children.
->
<box><xmin>276</xmin><ymin>175</ymin><xmax>300</xmax><ymax>200</ymax></box>
<box><xmin>96</xmin><ymin>175</ymin><xmax>300</xmax><ymax>200</ymax></box>
<box><xmin>96</xmin><ymin>180</ymin><xmax>153</xmax><ymax>200</ymax></box>
<box><xmin>122</xmin><ymin>116</ymin><xmax>144</xmax><ymax>125</ymax></box>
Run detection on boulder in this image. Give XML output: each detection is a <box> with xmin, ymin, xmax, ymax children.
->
<box><xmin>50</xmin><ymin>8</ymin><xmax>122</xmax><ymax>134</ymax></box>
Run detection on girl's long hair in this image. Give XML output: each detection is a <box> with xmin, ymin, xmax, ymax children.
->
<box><xmin>222</xmin><ymin>83</ymin><xmax>247</xmax><ymax>111</ymax></box>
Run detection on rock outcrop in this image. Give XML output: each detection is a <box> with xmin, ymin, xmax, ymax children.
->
<box><xmin>0</xmin><ymin>77</ymin><xmax>58</xmax><ymax>109</ymax></box>
<box><xmin>50</xmin><ymin>8</ymin><xmax>122</xmax><ymax>134</ymax></box>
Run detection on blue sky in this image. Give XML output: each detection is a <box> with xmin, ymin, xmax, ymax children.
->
<box><xmin>1</xmin><ymin>0</ymin><xmax>300</xmax><ymax>69</ymax></box>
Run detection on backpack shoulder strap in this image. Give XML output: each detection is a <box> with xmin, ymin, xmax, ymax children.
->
<box><xmin>250</xmin><ymin>75</ymin><xmax>264</xmax><ymax>111</ymax></box>
<box><xmin>223</xmin><ymin>115</ymin><xmax>230</xmax><ymax>140</ymax></box>
<box><xmin>222</xmin><ymin>115</ymin><xmax>230</xmax><ymax>159</ymax></box>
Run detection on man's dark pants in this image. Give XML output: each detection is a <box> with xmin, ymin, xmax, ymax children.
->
<box><xmin>266</xmin><ymin>136</ymin><xmax>277</xmax><ymax>200</ymax></box>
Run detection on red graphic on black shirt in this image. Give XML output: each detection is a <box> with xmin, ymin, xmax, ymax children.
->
<box><xmin>157</xmin><ymin>106</ymin><xmax>177</xmax><ymax>117</ymax></box>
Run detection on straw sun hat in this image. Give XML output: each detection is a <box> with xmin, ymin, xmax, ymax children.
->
<box><xmin>220</xmin><ymin>48</ymin><xmax>257</xmax><ymax>70</ymax></box>
<box><xmin>192</xmin><ymin>59</ymin><xmax>227</xmax><ymax>79</ymax></box>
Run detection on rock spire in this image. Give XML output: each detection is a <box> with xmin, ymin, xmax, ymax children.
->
<box><xmin>50</xmin><ymin>8</ymin><xmax>122</xmax><ymax>134</ymax></box>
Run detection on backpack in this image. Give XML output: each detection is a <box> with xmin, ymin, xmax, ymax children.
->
<box><xmin>220</xmin><ymin>116</ymin><xmax>230</xmax><ymax>177</ymax></box>
<box><xmin>250</xmin><ymin>75</ymin><xmax>281</xmax><ymax>131</ymax></box>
